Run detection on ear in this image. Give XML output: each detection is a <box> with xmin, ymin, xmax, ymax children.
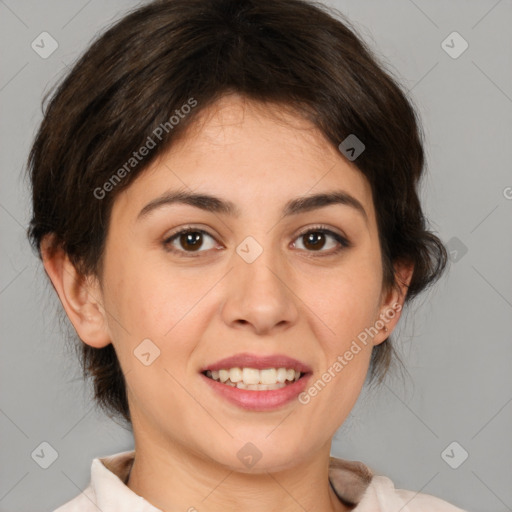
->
<box><xmin>372</xmin><ymin>260</ymin><xmax>414</xmax><ymax>346</ymax></box>
<box><xmin>40</xmin><ymin>235</ymin><xmax>111</xmax><ymax>348</ymax></box>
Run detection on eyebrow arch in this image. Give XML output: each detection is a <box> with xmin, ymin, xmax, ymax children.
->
<box><xmin>137</xmin><ymin>189</ymin><xmax>368</xmax><ymax>223</ymax></box>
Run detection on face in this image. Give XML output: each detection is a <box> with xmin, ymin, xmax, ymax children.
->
<box><xmin>74</xmin><ymin>95</ymin><xmax>404</xmax><ymax>471</ymax></box>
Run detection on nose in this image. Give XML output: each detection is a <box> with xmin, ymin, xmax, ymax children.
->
<box><xmin>220</xmin><ymin>246</ymin><xmax>300</xmax><ymax>336</ymax></box>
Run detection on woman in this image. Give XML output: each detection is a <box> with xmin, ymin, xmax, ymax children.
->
<box><xmin>26</xmin><ymin>0</ymin><xmax>466</xmax><ymax>510</ymax></box>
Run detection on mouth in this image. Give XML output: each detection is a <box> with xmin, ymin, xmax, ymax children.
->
<box><xmin>198</xmin><ymin>353</ymin><xmax>312</xmax><ymax>410</ymax></box>
<box><xmin>201</xmin><ymin>367</ymin><xmax>306</xmax><ymax>391</ymax></box>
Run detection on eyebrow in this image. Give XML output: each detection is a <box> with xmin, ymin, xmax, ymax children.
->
<box><xmin>137</xmin><ymin>189</ymin><xmax>368</xmax><ymax>223</ymax></box>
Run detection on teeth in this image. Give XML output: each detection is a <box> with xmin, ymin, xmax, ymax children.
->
<box><xmin>229</xmin><ymin>368</ymin><xmax>243</xmax><ymax>383</ymax></box>
<box><xmin>238</xmin><ymin>382</ymin><xmax>288</xmax><ymax>390</ymax></box>
<box><xmin>276</xmin><ymin>368</ymin><xmax>287</xmax><ymax>383</ymax></box>
<box><xmin>205</xmin><ymin>367</ymin><xmax>303</xmax><ymax>387</ymax></box>
<box><xmin>260</xmin><ymin>368</ymin><xmax>277</xmax><ymax>384</ymax></box>
<box><xmin>242</xmin><ymin>368</ymin><xmax>260</xmax><ymax>385</ymax></box>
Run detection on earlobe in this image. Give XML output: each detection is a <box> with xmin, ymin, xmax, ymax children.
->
<box><xmin>374</xmin><ymin>261</ymin><xmax>414</xmax><ymax>345</ymax></box>
<box><xmin>41</xmin><ymin>236</ymin><xmax>111</xmax><ymax>349</ymax></box>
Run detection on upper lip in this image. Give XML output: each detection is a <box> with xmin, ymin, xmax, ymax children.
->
<box><xmin>200</xmin><ymin>352</ymin><xmax>312</xmax><ymax>374</ymax></box>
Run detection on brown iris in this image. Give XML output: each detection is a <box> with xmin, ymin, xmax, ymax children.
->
<box><xmin>302</xmin><ymin>232</ymin><xmax>326</xmax><ymax>251</ymax></box>
<box><xmin>179</xmin><ymin>231</ymin><xmax>203</xmax><ymax>251</ymax></box>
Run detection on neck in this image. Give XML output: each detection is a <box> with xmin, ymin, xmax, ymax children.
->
<box><xmin>126</xmin><ymin>436</ymin><xmax>351</xmax><ymax>512</ymax></box>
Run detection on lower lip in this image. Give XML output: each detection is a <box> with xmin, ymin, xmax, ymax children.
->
<box><xmin>200</xmin><ymin>373</ymin><xmax>311</xmax><ymax>411</ymax></box>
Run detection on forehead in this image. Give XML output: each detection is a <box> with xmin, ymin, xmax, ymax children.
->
<box><xmin>113</xmin><ymin>94</ymin><xmax>375</xmax><ymax>223</ymax></box>
<box><xmin>172</xmin><ymin>94</ymin><xmax>344</xmax><ymax>169</ymax></box>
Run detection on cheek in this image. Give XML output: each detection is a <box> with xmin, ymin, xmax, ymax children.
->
<box><xmin>100</xmin><ymin>251</ymin><xmax>211</xmax><ymax>426</ymax></box>
<box><xmin>104</xmin><ymin>249</ymin><xmax>190</xmax><ymax>333</ymax></box>
<box><xmin>298</xmin><ymin>268</ymin><xmax>380</xmax><ymax>426</ymax></box>
<box><xmin>101</xmin><ymin>247</ymin><xmax>219</xmax><ymax>370</ymax></box>
<box><xmin>302</xmin><ymin>253</ymin><xmax>383</xmax><ymax>348</ymax></box>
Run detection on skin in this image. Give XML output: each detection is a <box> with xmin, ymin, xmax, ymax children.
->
<box><xmin>42</xmin><ymin>94</ymin><xmax>412</xmax><ymax>512</ymax></box>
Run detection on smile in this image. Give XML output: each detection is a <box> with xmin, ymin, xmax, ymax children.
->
<box><xmin>203</xmin><ymin>367</ymin><xmax>303</xmax><ymax>390</ymax></box>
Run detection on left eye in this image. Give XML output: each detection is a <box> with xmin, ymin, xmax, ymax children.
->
<box><xmin>292</xmin><ymin>228</ymin><xmax>349</xmax><ymax>253</ymax></box>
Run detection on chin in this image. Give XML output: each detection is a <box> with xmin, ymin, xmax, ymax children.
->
<box><xmin>203</xmin><ymin>437</ymin><xmax>311</xmax><ymax>474</ymax></box>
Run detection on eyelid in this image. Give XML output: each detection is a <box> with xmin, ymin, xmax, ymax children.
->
<box><xmin>163</xmin><ymin>224</ymin><xmax>217</xmax><ymax>242</ymax></box>
<box><xmin>294</xmin><ymin>224</ymin><xmax>349</xmax><ymax>243</ymax></box>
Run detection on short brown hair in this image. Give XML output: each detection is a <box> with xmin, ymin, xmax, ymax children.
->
<box><xmin>26</xmin><ymin>0</ymin><xmax>448</xmax><ymax>426</ymax></box>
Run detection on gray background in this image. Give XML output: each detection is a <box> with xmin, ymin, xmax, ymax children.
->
<box><xmin>1</xmin><ymin>1</ymin><xmax>511</xmax><ymax>511</ymax></box>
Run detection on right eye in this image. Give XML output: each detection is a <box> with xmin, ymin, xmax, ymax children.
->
<box><xmin>163</xmin><ymin>228</ymin><xmax>220</xmax><ymax>257</ymax></box>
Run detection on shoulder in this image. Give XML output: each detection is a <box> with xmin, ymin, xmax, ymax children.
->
<box><xmin>52</xmin><ymin>450</ymin><xmax>147</xmax><ymax>512</ymax></box>
<box><xmin>357</xmin><ymin>474</ymin><xmax>468</xmax><ymax>511</ymax></box>
<box><xmin>52</xmin><ymin>483</ymin><xmax>96</xmax><ymax>512</ymax></box>
<box><xmin>328</xmin><ymin>456</ymin><xmax>467</xmax><ymax>511</ymax></box>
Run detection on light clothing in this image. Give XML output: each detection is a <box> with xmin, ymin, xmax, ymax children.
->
<box><xmin>54</xmin><ymin>450</ymin><xmax>467</xmax><ymax>511</ymax></box>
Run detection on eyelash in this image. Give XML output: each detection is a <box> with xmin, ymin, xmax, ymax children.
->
<box><xmin>162</xmin><ymin>224</ymin><xmax>351</xmax><ymax>258</ymax></box>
